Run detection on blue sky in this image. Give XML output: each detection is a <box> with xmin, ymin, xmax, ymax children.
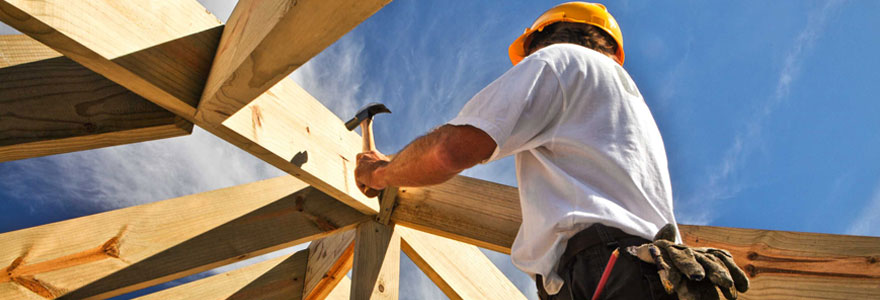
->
<box><xmin>2</xmin><ymin>0</ymin><xmax>879</xmax><ymax>299</ymax></box>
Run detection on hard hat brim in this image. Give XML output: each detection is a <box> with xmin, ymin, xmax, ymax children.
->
<box><xmin>507</xmin><ymin>2</ymin><xmax>625</xmax><ymax>66</ymax></box>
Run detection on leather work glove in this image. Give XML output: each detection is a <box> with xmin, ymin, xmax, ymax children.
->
<box><xmin>626</xmin><ymin>224</ymin><xmax>750</xmax><ymax>300</ymax></box>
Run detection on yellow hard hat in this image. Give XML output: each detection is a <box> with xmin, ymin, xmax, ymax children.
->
<box><xmin>508</xmin><ymin>2</ymin><xmax>625</xmax><ymax>66</ymax></box>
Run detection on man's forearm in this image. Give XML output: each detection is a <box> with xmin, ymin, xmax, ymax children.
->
<box><xmin>378</xmin><ymin>126</ymin><xmax>461</xmax><ymax>187</ymax></box>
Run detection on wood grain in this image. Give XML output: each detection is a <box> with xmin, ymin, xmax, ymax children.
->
<box><xmin>0</xmin><ymin>35</ymin><xmax>191</xmax><ymax>162</ymax></box>
<box><xmin>680</xmin><ymin>225</ymin><xmax>880</xmax><ymax>299</ymax></box>
<box><xmin>0</xmin><ymin>34</ymin><xmax>61</xmax><ymax>67</ymax></box>
<box><xmin>327</xmin><ymin>276</ymin><xmax>352</xmax><ymax>300</ymax></box>
<box><xmin>135</xmin><ymin>250</ymin><xmax>310</xmax><ymax>300</ymax></box>
<box><xmin>197</xmin><ymin>0</ymin><xmax>391</xmax><ymax>125</ymax></box>
<box><xmin>0</xmin><ymin>0</ymin><xmax>381</xmax><ymax>214</ymax></box>
<box><xmin>216</xmin><ymin>77</ymin><xmax>380</xmax><ymax>214</ymax></box>
<box><xmin>0</xmin><ymin>176</ymin><xmax>369</xmax><ymax>299</ymax></box>
<box><xmin>392</xmin><ymin>175</ymin><xmax>880</xmax><ymax>298</ymax></box>
<box><xmin>304</xmin><ymin>230</ymin><xmax>356</xmax><ymax>300</ymax></box>
<box><xmin>0</xmin><ymin>0</ymin><xmax>223</xmax><ymax>118</ymax></box>
<box><xmin>398</xmin><ymin>226</ymin><xmax>526</xmax><ymax>300</ymax></box>
<box><xmin>392</xmin><ymin>175</ymin><xmax>521</xmax><ymax>254</ymax></box>
<box><xmin>351</xmin><ymin>221</ymin><xmax>399</xmax><ymax>300</ymax></box>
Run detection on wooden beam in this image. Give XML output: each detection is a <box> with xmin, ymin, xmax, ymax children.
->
<box><xmin>0</xmin><ymin>0</ymin><xmax>223</xmax><ymax>119</ymax></box>
<box><xmin>304</xmin><ymin>230</ymin><xmax>356</xmax><ymax>300</ymax></box>
<box><xmin>327</xmin><ymin>276</ymin><xmax>352</xmax><ymax>300</ymax></box>
<box><xmin>391</xmin><ymin>175</ymin><xmax>880</xmax><ymax>297</ymax></box>
<box><xmin>351</xmin><ymin>221</ymin><xmax>399</xmax><ymax>300</ymax></box>
<box><xmin>0</xmin><ymin>35</ymin><xmax>191</xmax><ymax>162</ymax></box>
<box><xmin>193</xmin><ymin>0</ymin><xmax>393</xmax><ymax>213</ymax></box>
<box><xmin>196</xmin><ymin>0</ymin><xmax>391</xmax><ymax>125</ymax></box>
<box><xmin>397</xmin><ymin>226</ymin><xmax>526</xmax><ymax>300</ymax></box>
<box><xmin>0</xmin><ymin>34</ymin><xmax>60</xmax><ymax>66</ymax></box>
<box><xmin>215</xmin><ymin>77</ymin><xmax>379</xmax><ymax>214</ymax></box>
<box><xmin>681</xmin><ymin>225</ymin><xmax>880</xmax><ymax>299</ymax></box>
<box><xmin>0</xmin><ymin>0</ymin><xmax>380</xmax><ymax>214</ymax></box>
<box><xmin>392</xmin><ymin>175</ymin><xmax>521</xmax><ymax>254</ymax></box>
<box><xmin>0</xmin><ymin>176</ymin><xmax>369</xmax><ymax>299</ymax></box>
<box><xmin>135</xmin><ymin>249</ymin><xmax>310</xmax><ymax>300</ymax></box>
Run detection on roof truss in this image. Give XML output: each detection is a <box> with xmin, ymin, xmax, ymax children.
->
<box><xmin>0</xmin><ymin>35</ymin><xmax>191</xmax><ymax>162</ymax></box>
<box><xmin>1</xmin><ymin>0</ymin><xmax>878</xmax><ymax>299</ymax></box>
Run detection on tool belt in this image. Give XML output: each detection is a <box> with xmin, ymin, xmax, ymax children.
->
<box><xmin>559</xmin><ymin>223</ymin><xmax>650</xmax><ymax>272</ymax></box>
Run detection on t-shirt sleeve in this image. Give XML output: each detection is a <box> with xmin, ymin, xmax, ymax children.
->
<box><xmin>447</xmin><ymin>58</ymin><xmax>562</xmax><ymax>162</ymax></box>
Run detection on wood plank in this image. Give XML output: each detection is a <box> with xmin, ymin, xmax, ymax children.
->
<box><xmin>680</xmin><ymin>225</ymin><xmax>880</xmax><ymax>299</ymax></box>
<box><xmin>351</xmin><ymin>221</ymin><xmax>399</xmax><ymax>300</ymax></box>
<box><xmin>0</xmin><ymin>1</ymin><xmax>380</xmax><ymax>214</ymax></box>
<box><xmin>0</xmin><ymin>34</ymin><xmax>61</xmax><ymax>67</ymax></box>
<box><xmin>397</xmin><ymin>226</ymin><xmax>526</xmax><ymax>300</ymax></box>
<box><xmin>304</xmin><ymin>230</ymin><xmax>356</xmax><ymax>300</ymax></box>
<box><xmin>327</xmin><ymin>276</ymin><xmax>352</xmax><ymax>300</ymax></box>
<box><xmin>196</xmin><ymin>0</ymin><xmax>391</xmax><ymax>125</ymax></box>
<box><xmin>392</xmin><ymin>175</ymin><xmax>880</xmax><ymax>298</ymax></box>
<box><xmin>216</xmin><ymin>77</ymin><xmax>380</xmax><ymax>214</ymax></box>
<box><xmin>391</xmin><ymin>175</ymin><xmax>521</xmax><ymax>254</ymax></box>
<box><xmin>0</xmin><ymin>0</ymin><xmax>223</xmax><ymax>118</ymax></box>
<box><xmin>135</xmin><ymin>249</ymin><xmax>310</xmax><ymax>300</ymax></box>
<box><xmin>0</xmin><ymin>176</ymin><xmax>369</xmax><ymax>299</ymax></box>
<box><xmin>0</xmin><ymin>35</ymin><xmax>191</xmax><ymax>162</ymax></box>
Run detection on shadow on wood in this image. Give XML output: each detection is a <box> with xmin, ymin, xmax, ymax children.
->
<box><xmin>52</xmin><ymin>186</ymin><xmax>367</xmax><ymax>299</ymax></box>
<box><xmin>0</xmin><ymin>41</ymin><xmax>192</xmax><ymax>162</ymax></box>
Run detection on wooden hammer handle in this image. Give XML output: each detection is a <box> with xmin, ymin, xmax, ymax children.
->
<box><xmin>360</xmin><ymin>118</ymin><xmax>376</xmax><ymax>152</ymax></box>
<box><xmin>359</xmin><ymin>118</ymin><xmax>382</xmax><ymax>197</ymax></box>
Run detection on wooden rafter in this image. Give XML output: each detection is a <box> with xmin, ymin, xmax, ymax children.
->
<box><xmin>0</xmin><ymin>176</ymin><xmax>369</xmax><ymax>299</ymax></box>
<box><xmin>351</xmin><ymin>221</ymin><xmax>400</xmax><ymax>300</ymax></box>
<box><xmin>135</xmin><ymin>250</ymin><xmax>310</xmax><ymax>300</ymax></box>
<box><xmin>0</xmin><ymin>35</ymin><xmax>191</xmax><ymax>162</ymax></box>
<box><xmin>392</xmin><ymin>176</ymin><xmax>521</xmax><ymax>254</ymax></box>
<box><xmin>681</xmin><ymin>226</ymin><xmax>880</xmax><ymax>299</ymax></box>
<box><xmin>303</xmin><ymin>230</ymin><xmax>356</xmax><ymax>300</ymax></box>
<box><xmin>0</xmin><ymin>0</ymin><xmax>383</xmax><ymax>214</ymax></box>
<box><xmin>1</xmin><ymin>1</ymin><xmax>878</xmax><ymax>299</ymax></box>
<box><xmin>327</xmin><ymin>276</ymin><xmax>353</xmax><ymax>300</ymax></box>
<box><xmin>194</xmin><ymin>0</ymin><xmax>392</xmax><ymax>214</ymax></box>
<box><xmin>197</xmin><ymin>0</ymin><xmax>391</xmax><ymax>125</ymax></box>
<box><xmin>390</xmin><ymin>175</ymin><xmax>880</xmax><ymax>298</ymax></box>
<box><xmin>215</xmin><ymin>78</ymin><xmax>379</xmax><ymax>213</ymax></box>
<box><xmin>0</xmin><ymin>0</ymin><xmax>223</xmax><ymax>118</ymax></box>
<box><xmin>397</xmin><ymin>226</ymin><xmax>526</xmax><ymax>300</ymax></box>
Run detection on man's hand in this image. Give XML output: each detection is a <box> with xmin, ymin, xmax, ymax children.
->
<box><xmin>626</xmin><ymin>224</ymin><xmax>750</xmax><ymax>300</ymax></box>
<box><xmin>355</xmin><ymin>150</ymin><xmax>390</xmax><ymax>197</ymax></box>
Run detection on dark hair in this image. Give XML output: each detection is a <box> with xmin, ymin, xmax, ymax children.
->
<box><xmin>526</xmin><ymin>22</ymin><xmax>618</xmax><ymax>57</ymax></box>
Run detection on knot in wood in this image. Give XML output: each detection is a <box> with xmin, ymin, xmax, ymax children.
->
<box><xmin>744</xmin><ymin>264</ymin><xmax>758</xmax><ymax>278</ymax></box>
<box><xmin>747</xmin><ymin>251</ymin><xmax>759</xmax><ymax>261</ymax></box>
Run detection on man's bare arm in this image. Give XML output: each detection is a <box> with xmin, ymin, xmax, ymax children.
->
<box><xmin>355</xmin><ymin>124</ymin><xmax>496</xmax><ymax>190</ymax></box>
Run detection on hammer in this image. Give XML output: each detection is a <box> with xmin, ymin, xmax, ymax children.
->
<box><xmin>345</xmin><ymin>102</ymin><xmax>391</xmax><ymax>197</ymax></box>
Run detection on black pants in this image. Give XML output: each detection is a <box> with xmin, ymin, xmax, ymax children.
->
<box><xmin>537</xmin><ymin>224</ymin><xmax>678</xmax><ymax>300</ymax></box>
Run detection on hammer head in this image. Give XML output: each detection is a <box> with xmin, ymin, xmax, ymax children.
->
<box><xmin>345</xmin><ymin>102</ymin><xmax>391</xmax><ymax>131</ymax></box>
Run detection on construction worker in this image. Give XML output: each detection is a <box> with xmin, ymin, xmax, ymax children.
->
<box><xmin>356</xmin><ymin>2</ymin><xmax>748</xmax><ymax>299</ymax></box>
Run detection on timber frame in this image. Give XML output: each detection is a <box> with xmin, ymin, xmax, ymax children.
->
<box><xmin>0</xmin><ymin>1</ymin><xmax>878</xmax><ymax>299</ymax></box>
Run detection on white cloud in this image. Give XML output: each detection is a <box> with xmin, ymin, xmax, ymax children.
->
<box><xmin>290</xmin><ymin>34</ymin><xmax>366</xmax><ymax>122</ymax></box>
<box><xmin>0</xmin><ymin>127</ymin><xmax>283</xmax><ymax>212</ymax></box>
<box><xmin>679</xmin><ymin>1</ymin><xmax>844</xmax><ymax>224</ymax></box>
<box><xmin>846</xmin><ymin>181</ymin><xmax>880</xmax><ymax>236</ymax></box>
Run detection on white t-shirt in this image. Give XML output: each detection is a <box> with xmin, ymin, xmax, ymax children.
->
<box><xmin>448</xmin><ymin>44</ymin><xmax>679</xmax><ymax>295</ymax></box>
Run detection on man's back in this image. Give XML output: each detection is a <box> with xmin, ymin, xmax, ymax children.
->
<box><xmin>450</xmin><ymin>43</ymin><xmax>677</xmax><ymax>293</ymax></box>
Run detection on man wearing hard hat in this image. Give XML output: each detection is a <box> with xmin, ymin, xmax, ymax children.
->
<box><xmin>356</xmin><ymin>2</ymin><xmax>748</xmax><ymax>299</ymax></box>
